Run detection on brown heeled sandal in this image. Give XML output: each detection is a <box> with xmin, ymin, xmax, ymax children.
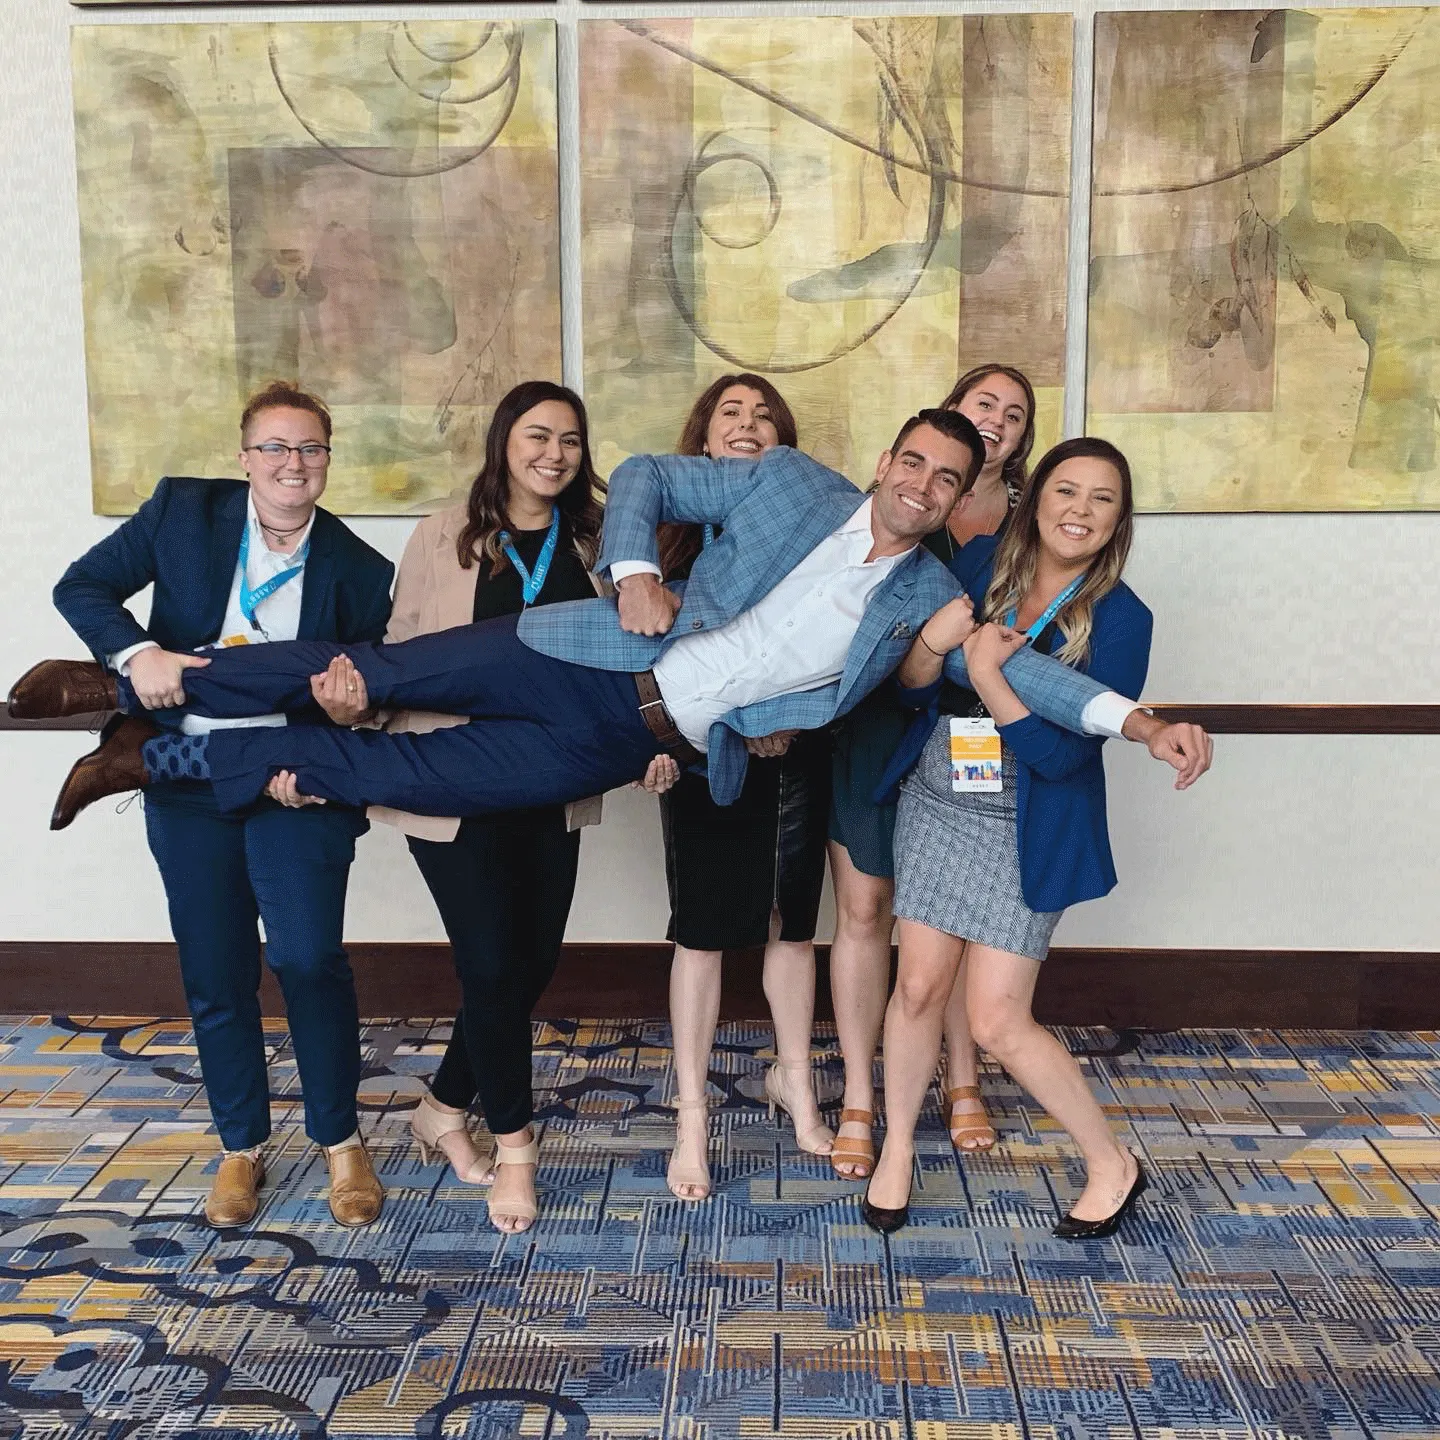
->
<box><xmin>829</xmin><ymin>1108</ymin><xmax>875</xmax><ymax>1180</ymax></box>
<box><xmin>948</xmin><ymin>1085</ymin><xmax>997</xmax><ymax>1153</ymax></box>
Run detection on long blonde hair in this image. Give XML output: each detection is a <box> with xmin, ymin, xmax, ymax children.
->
<box><xmin>983</xmin><ymin>437</ymin><xmax>1134</xmax><ymax>667</ymax></box>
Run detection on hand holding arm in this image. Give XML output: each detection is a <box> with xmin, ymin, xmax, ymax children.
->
<box><xmin>897</xmin><ymin>594</ymin><xmax>975</xmax><ymax>688</ymax></box>
<box><xmin>959</xmin><ymin>624</ymin><xmax>1030</xmax><ymax>724</ymax></box>
<box><xmin>616</xmin><ymin>573</ymin><xmax>682</xmax><ymax>636</ymax></box>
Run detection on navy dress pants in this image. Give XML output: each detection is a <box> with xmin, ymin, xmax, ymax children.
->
<box><xmin>144</xmin><ymin>782</ymin><xmax>366</xmax><ymax>1150</ymax></box>
<box><xmin>149</xmin><ymin>617</ymin><xmax>663</xmax><ymax>817</ymax></box>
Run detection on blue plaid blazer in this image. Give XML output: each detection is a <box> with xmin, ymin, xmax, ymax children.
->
<box><xmin>518</xmin><ymin>447</ymin><xmax>1108</xmax><ymax>804</ymax></box>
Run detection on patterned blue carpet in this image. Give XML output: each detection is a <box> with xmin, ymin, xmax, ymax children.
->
<box><xmin>2</xmin><ymin>1015</ymin><xmax>1439</xmax><ymax>1437</ymax></box>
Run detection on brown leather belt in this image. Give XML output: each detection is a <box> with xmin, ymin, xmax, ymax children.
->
<box><xmin>634</xmin><ymin>671</ymin><xmax>704</xmax><ymax>768</ymax></box>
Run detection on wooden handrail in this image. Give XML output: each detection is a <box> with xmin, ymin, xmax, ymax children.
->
<box><xmin>3</xmin><ymin>704</ymin><xmax>1440</xmax><ymax>734</ymax></box>
<box><xmin>1147</xmin><ymin>704</ymin><xmax>1440</xmax><ymax>734</ymax></box>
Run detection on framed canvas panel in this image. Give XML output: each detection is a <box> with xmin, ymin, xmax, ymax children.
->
<box><xmin>72</xmin><ymin>20</ymin><xmax>561</xmax><ymax>515</ymax></box>
<box><xmin>1088</xmin><ymin>8</ymin><xmax>1440</xmax><ymax>511</ymax></box>
<box><xmin>578</xmin><ymin>16</ymin><xmax>1072</xmax><ymax>483</ymax></box>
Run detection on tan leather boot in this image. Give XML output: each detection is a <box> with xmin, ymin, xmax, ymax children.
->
<box><xmin>325</xmin><ymin>1139</ymin><xmax>383</xmax><ymax>1227</ymax></box>
<box><xmin>204</xmin><ymin>1152</ymin><xmax>265</xmax><ymax>1228</ymax></box>
<box><xmin>50</xmin><ymin>714</ymin><xmax>158</xmax><ymax>831</ymax></box>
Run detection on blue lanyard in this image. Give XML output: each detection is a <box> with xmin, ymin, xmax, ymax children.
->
<box><xmin>703</xmin><ymin>523</ymin><xmax>717</xmax><ymax>549</ymax></box>
<box><xmin>1005</xmin><ymin>573</ymin><xmax>1085</xmax><ymax>642</ymax></box>
<box><xmin>238</xmin><ymin>524</ymin><xmax>309</xmax><ymax>630</ymax></box>
<box><xmin>499</xmin><ymin>510</ymin><xmax>560</xmax><ymax>607</ymax></box>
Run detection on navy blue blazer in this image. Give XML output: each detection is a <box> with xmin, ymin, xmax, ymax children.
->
<box><xmin>880</xmin><ymin>533</ymin><xmax>1153</xmax><ymax>913</ymax></box>
<box><xmin>54</xmin><ymin>476</ymin><xmax>394</xmax><ymax>666</ymax></box>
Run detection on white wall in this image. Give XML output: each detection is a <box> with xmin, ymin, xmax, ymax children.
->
<box><xmin>4</xmin><ymin>0</ymin><xmax>1438</xmax><ymax>947</ymax></box>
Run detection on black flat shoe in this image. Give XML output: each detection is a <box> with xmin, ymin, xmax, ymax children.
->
<box><xmin>861</xmin><ymin>1180</ymin><xmax>910</xmax><ymax>1235</ymax></box>
<box><xmin>1052</xmin><ymin>1160</ymin><xmax>1148</xmax><ymax>1240</ymax></box>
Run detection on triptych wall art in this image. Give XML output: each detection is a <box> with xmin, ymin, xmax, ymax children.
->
<box><xmin>68</xmin><ymin>10</ymin><xmax>1440</xmax><ymax>515</ymax></box>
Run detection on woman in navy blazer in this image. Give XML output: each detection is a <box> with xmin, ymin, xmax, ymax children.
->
<box><xmin>864</xmin><ymin>437</ymin><xmax>1155</xmax><ymax>1240</ymax></box>
<box><xmin>49</xmin><ymin>382</ymin><xmax>394</xmax><ymax>1231</ymax></box>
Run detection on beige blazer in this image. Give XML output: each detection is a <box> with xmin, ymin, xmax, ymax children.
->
<box><xmin>367</xmin><ymin>504</ymin><xmax>605</xmax><ymax>842</ymax></box>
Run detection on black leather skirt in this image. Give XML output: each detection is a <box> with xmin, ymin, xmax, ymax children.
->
<box><xmin>659</xmin><ymin>729</ymin><xmax>832</xmax><ymax>951</ymax></box>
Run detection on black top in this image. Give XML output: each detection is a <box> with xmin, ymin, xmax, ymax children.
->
<box><xmin>472</xmin><ymin>518</ymin><xmax>595</xmax><ymax>623</ymax></box>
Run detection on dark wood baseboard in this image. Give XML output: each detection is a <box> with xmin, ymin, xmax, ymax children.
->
<box><xmin>2</xmin><ymin>941</ymin><xmax>1436</xmax><ymax>1031</ymax></box>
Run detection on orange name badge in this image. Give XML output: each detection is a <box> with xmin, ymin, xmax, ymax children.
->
<box><xmin>950</xmin><ymin>717</ymin><xmax>1002</xmax><ymax>792</ymax></box>
<box><xmin>218</xmin><ymin>634</ymin><xmax>251</xmax><ymax>647</ymax></box>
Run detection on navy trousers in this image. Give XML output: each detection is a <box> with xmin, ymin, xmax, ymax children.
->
<box><xmin>162</xmin><ymin>617</ymin><xmax>663</xmax><ymax>817</ymax></box>
<box><xmin>144</xmin><ymin>783</ymin><xmax>366</xmax><ymax>1150</ymax></box>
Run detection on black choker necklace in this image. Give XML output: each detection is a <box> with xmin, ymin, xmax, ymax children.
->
<box><xmin>259</xmin><ymin>517</ymin><xmax>309</xmax><ymax>539</ymax></box>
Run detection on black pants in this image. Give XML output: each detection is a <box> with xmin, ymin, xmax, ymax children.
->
<box><xmin>407</xmin><ymin>806</ymin><xmax>582</xmax><ymax>1134</ymax></box>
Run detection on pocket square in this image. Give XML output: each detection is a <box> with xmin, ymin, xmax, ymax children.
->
<box><xmin>889</xmin><ymin>620</ymin><xmax>913</xmax><ymax>640</ymax></box>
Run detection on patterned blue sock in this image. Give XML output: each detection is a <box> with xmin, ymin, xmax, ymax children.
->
<box><xmin>141</xmin><ymin>732</ymin><xmax>211</xmax><ymax>782</ymax></box>
<box><xmin>115</xmin><ymin>674</ymin><xmax>139</xmax><ymax>713</ymax></box>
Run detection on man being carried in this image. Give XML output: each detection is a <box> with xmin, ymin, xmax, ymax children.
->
<box><xmin>11</xmin><ymin>410</ymin><xmax>1211</xmax><ymax>826</ymax></box>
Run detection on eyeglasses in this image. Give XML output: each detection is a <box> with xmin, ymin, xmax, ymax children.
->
<box><xmin>245</xmin><ymin>442</ymin><xmax>332</xmax><ymax>466</ymax></box>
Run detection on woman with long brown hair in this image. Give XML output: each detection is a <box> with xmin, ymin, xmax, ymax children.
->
<box><xmin>303</xmin><ymin>380</ymin><xmax>675</xmax><ymax>1235</ymax></box>
<box><xmin>863</xmin><ymin>437</ymin><xmax>1153</xmax><ymax>1239</ymax></box>
<box><xmin>658</xmin><ymin>373</ymin><xmax>837</xmax><ymax>1202</ymax></box>
<box><xmin>826</xmin><ymin>363</ymin><xmax>1037</xmax><ymax>1180</ymax></box>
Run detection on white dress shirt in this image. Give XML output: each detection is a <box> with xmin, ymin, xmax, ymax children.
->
<box><xmin>610</xmin><ymin>499</ymin><xmax>1140</xmax><ymax>746</ymax></box>
<box><xmin>644</xmin><ymin>500</ymin><xmax>902</xmax><ymax>749</ymax></box>
<box><xmin>109</xmin><ymin>493</ymin><xmax>314</xmax><ymax>735</ymax></box>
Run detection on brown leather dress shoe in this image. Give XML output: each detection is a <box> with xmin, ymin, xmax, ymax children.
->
<box><xmin>326</xmin><ymin>1140</ymin><xmax>384</xmax><ymax>1227</ymax></box>
<box><xmin>51</xmin><ymin>714</ymin><xmax>158</xmax><ymax>831</ymax></box>
<box><xmin>205</xmin><ymin>1152</ymin><xmax>265</xmax><ymax>1228</ymax></box>
<box><xmin>8</xmin><ymin>659</ymin><xmax>118</xmax><ymax>719</ymax></box>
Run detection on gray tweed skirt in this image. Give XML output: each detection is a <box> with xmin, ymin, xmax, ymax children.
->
<box><xmin>892</xmin><ymin>722</ymin><xmax>1062</xmax><ymax>961</ymax></box>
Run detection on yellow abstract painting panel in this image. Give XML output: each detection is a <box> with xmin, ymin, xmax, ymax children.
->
<box><xmin>72</xmin><ymin>21</ymin><xmax>560</xmax><ymax>515</ymax></box>
<box><xmin>1089</xmin><ymin>9</ymin><xmax>1440</xmax><ymax>511</ymax></box>
<box><xmin>580</xmin><ymin>17</ymin><xmax>1071</xmax><ymax>485</ymax></box>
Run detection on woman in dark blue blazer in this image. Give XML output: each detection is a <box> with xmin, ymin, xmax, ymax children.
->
<box><xmin>863</xmin><ymin>437</ymin><xmax>1154</xmax><ymax>1241</ymax></box>
<box><xmin>49</xmin><ymin>382</ymin><xmax>393</xmax><ymax>1231</ymax></box>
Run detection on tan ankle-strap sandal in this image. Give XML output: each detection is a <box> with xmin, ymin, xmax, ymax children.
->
<box><xmin>487</xmin><ymin>1136</ymin><xmax>540</xmax><ymax>1231</ymax></box>
<box><xmin>829</xmin><ymin>1108</ymin><xmax>875</xmax><ymax>1180</ymax></box>
<box><xmin>947</xmin><ymin>1085</ymin><xmax>997</xmax><ymax>1153</ymax></box>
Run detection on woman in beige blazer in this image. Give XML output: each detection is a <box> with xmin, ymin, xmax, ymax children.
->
<box><xmin>312</xmin><ymin>381</ymin><xmax>673</xmax><ymax>1234</ymax></box>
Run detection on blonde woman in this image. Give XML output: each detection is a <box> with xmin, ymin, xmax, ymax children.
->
<box><xmin>865</xmin><ymin>437</ymin><xmax>1154</xmax><ymax>1239</ymax></box>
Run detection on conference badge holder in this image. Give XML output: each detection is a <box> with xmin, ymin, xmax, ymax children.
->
<box><xmin>950</xmin><ymin>716</ymin><xmax>1002</xmax><ymax>792</ymax></box>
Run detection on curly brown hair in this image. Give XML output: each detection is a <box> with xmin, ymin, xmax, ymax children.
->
<box><xmin>658</xmin><ymin>373</ymin><xmax>798</xmax><ymax>580</ymax></box>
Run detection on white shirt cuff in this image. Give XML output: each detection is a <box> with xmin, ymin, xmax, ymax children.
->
<box><xmin>108</xmin><ymin>640</ymin><xmax>159</xmax><ymax>676</ymax></box>
<box><xmin>609</xmin><ymin>560</ymin><xmax>663</xmax><ymax>584</ymax></box>
<box><xmin>1080</xmin><ymin>691</ymin><xmax>1139</xmax><ymax>740</ymax></box>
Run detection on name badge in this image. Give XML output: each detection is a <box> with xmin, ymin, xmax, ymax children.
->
<box><xmin>950</xmin><ymin>717</ymin><xmax>1001</xmax><ymax>792</ymax></box>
